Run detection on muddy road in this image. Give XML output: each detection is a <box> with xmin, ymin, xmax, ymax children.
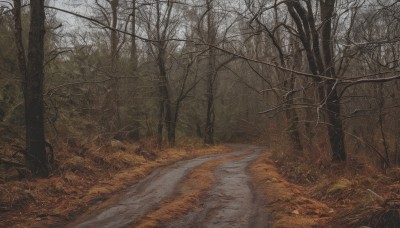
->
<box><xmin>68</xmin><ymin>145</ymin><xmax>270</xmax><ymax>228</ymax></box>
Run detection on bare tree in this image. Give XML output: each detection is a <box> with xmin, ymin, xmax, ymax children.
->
<box><xmin>279</xmin><ymin>0</ymin><xmax>346</xmax><ymax>161</ymax></box>
<box><xmin>129</xmin><ymin>0</ymin><xmax>140</xmax><ymax>139</ymax></box>
<box><xmin>100</xmin><ymin>0</ymin><xmax>122</xmax><ymax>131</ymax></box>
<box><xmin>25</xmin><ymin>0</ymin><xmax>48</xmax><ymax>176</ymax></box>
<box><xmin>204</xmin><ymin>0</ymin><xmax>217</xmax><ymax>144</ymax></box>
<box><xmin>246</xmin><ymin>2</ymin><xmax>303</xmax><ymax>152</ymax></box>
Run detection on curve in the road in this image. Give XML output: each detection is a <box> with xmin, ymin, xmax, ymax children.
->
<box><xmin>67</xmin><ymin>145</ymin><xmax>249</xmax><ymax>228</ymax></box>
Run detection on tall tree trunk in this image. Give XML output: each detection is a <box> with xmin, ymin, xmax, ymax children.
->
<box><xmin>321</xmin><ymin>0</ymin><xmax>346</xmax><ymax>161</ymax></box>
<box><xmin>111</xmin><ymin>0</ymin><xmax>118</xmax><ymax>68</ymax></box>
<box><xmin>284</xmin><ymin>78</ymin><xmax>303</xmax><ymax>152</ymax></box>
<box><xmin>13</xmin><ymin>0</ymin><xmax>28</xmax><ymax>141</ymax></box>
<box><xmin>13</xmin><ymin>0</ymin><xmax>27</xmax><ymax>82</ymax></box>
<box><xmin>157</xmin><ymin>44</ymin><xmax>173</xmax><ymax>147</ymax></box>
<box><xmin>25</xmin><ymin>0</ymin><xmax>48</xmax><ymax>176</ymax></box>
<box><xmin>169</xmin><ymin>110</ymin><xmax>178</xmax><ymax>147</ymax></box>
<box><xmin>285</xmin><ymin>38</ymin><xmax>303</xmax><ymax>152</ymax></box>
<box><xmin>129</xmin><ymin>0</ymin><xmax>140</xmax><ymax>139</ymax></box>
<box><xmin>157</xmin><ymin>98</ymin><xmax>164</xmax><ymax>148</ymax></box>
<box><xmin>286</xmin><ymin>0</ymin><xmax>346</xmax><ymax>161</ymax></box>
<box><xmin>377</xmin><ymin>84</ymin><xmax>390</xmax><ymax>168</ymax></box>
<box><xmin>155</xmin><ymin>45</ymin><xmax>172</xmax><ymax>147</ymax></box>
<box><xmin>204</xmin><ymin>52</ymin><xmax>216</xmax><ymax>145</ymax></box>
<box><xmin>204</xmin><ymin>0</ymin><xmax>216</xmax><ymax>145</ymax></box>
<box><xmin>286</xmin><ymin>1</ymin><xmax>325</xmax><ymax>101</ymax></box>
<box><xmin>103</xmin><ymin>0</ymin><xmax>120</xmax><ymax>131</ymax></box>
<box><xmin>154</xmin><ymin>0</ymin><xmax>173</xmax><ymax>147</ymax></box>
<box><xmin>131</xmin><ymin>0</ymin><xmax>138</xmax><ymax>72</ymax></box>
<box><xmin>169</xmin><ymin>100</ymin><xmax>183</xmax><ymax>147</ymax></box>
<box><xmin>169</xmin><ymin>58</ymin><xmax>196</xmax><ymax>146</ymax></box>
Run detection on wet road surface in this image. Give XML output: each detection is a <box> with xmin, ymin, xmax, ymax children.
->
<box><xmin>68</xmin><ymin>145</ymin><xmax>270</xmax><ymax>228</ymax></box>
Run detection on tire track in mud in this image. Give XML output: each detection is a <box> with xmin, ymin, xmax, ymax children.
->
<box><xmin>134</xmin><ymin>148</ymin><xmax>256</xmax><ymax>228</ymax></box>
<box><xmin>166</xmin><ymin>146</ymin><xmax>270</xmax><ymax>228</ymax></box>
<box><xmin>67</xmin><ymin>145</ymin><xmax>250</xmax><ymax>228</ymax></box>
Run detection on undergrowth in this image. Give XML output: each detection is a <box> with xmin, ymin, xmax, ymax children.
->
<box><xmin>250</xmin><ymin>151</ymin><xmax>332</xmax><ymax>228</ymax></box>
<box><xmin>269</xmin><ymin>143</ymin><xmax>400</xmax><ymax>227</ymax></box>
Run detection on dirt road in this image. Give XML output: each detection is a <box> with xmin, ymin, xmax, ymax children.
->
<box><xmin>68</xmin><ymin>145</ymin><xmax>270</xmax><ymax>228</ymax></box>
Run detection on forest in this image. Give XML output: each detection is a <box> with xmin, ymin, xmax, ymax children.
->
<box><xmin>0</xmin><ymin>0</ymin><xmax>399</xmax><ymax>227</ymax></box>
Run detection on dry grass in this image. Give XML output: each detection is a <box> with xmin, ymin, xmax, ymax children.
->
<box><xmin>135</xmin><ymin>150</ymin><xmax>252</xmax><ymax>228</ymax></box>
<box><xmin>0</xmin><ymin>139</ymin><xmax>229</xmax><ymax>227</ymax></box>
<box><xmin>249</xmin><ymin>152</ymin><xmax>333</xmax><ymax>228</ymax></box>
<box><xmin>265</xmin><ymin>139</ymin><xmax>400</xmax><ymax>227</ymax></box>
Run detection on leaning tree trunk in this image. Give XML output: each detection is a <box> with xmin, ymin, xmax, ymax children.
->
<box><xmin>25</xmin><ymin>0</ymin><xmax>48</xmax><ymax>176</ymax></box>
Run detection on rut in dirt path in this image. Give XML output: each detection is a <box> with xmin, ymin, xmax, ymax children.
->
<box><xmin>67</xmin><ymin>145</ymin><xmax>249</xmax><ymax>228</ymax></box>
<box><xmin>166</xmin><ymin>146</ymin><xmax>270</xmax><ymax>228</ymax></box>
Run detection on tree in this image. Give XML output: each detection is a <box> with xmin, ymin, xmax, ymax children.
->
<box><xmin>246</xmin><ymin>3</ymin><xmax>303</xmax><ymax>152</ymax></box>
<box><xmin>149</xmin><ymin>0</ymin><xmax>174</xmax><ymax>147</ymax></box>
<box><xmin>25</xmin><ymin>0</ymin><xmax>48</xmax><ymax>176</ymax></box>
<box><xmin>130</xmin><ymin>0</ymin><xmax>138</xmax><ymax>73</ymax></box>
<box><xmin>98</xmin><ymin>0</ymin><xmax>122</xmax><ymax>131</ymax></box>
<box><xmin>129</xmin><ymin>0</ymin><xmax>140</xmax><ymax>139</ymax></box>
<box><xmin>204</xmin><ymin>0</ymin><xmax>217</xmax><ymax>144</ymax></box>
<box><xmin>320</xmin><ymin>0</ymin><xmax>346</xmax><ymax>161</ymax></box>
<box><xmin>140</xmin><ymin>0</ymin><xmax>200</xmax><ymax>147</ymax></box>
<box><xmin>284</xmin><ymin>0</ymin><xmax>346</xmax><ymax>161</ymax></box>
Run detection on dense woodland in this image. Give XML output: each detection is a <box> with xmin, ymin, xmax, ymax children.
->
<box><xmin>1</xmin><ymin>0</ymin><xmax>400</xmax><ymax>227</ymax></box>
<box><xmin>0</xmin><ymin>0</ymin><xmax>399</xmax><ymax>176</ymax></box>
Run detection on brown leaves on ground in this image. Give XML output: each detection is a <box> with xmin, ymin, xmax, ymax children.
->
<box><xmin>249</xmin><ymin>152</ymin><xmax>333</xmax><ymax>228</ymax></box>
<box><xmin>260</xmin><ymin>148</ymin><xmax>400</xmax><ymax>228</ymax></box>
<box><xmin>0</xmin><ymin>139</ymin><xmax>229</xmax><ymax>227</ymax></box>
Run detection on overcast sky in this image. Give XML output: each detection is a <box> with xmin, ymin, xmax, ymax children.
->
<box><xmin>49</xmin><ymin>0</ymin><xmax>90</xmax><ymax>31</ymax></box>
